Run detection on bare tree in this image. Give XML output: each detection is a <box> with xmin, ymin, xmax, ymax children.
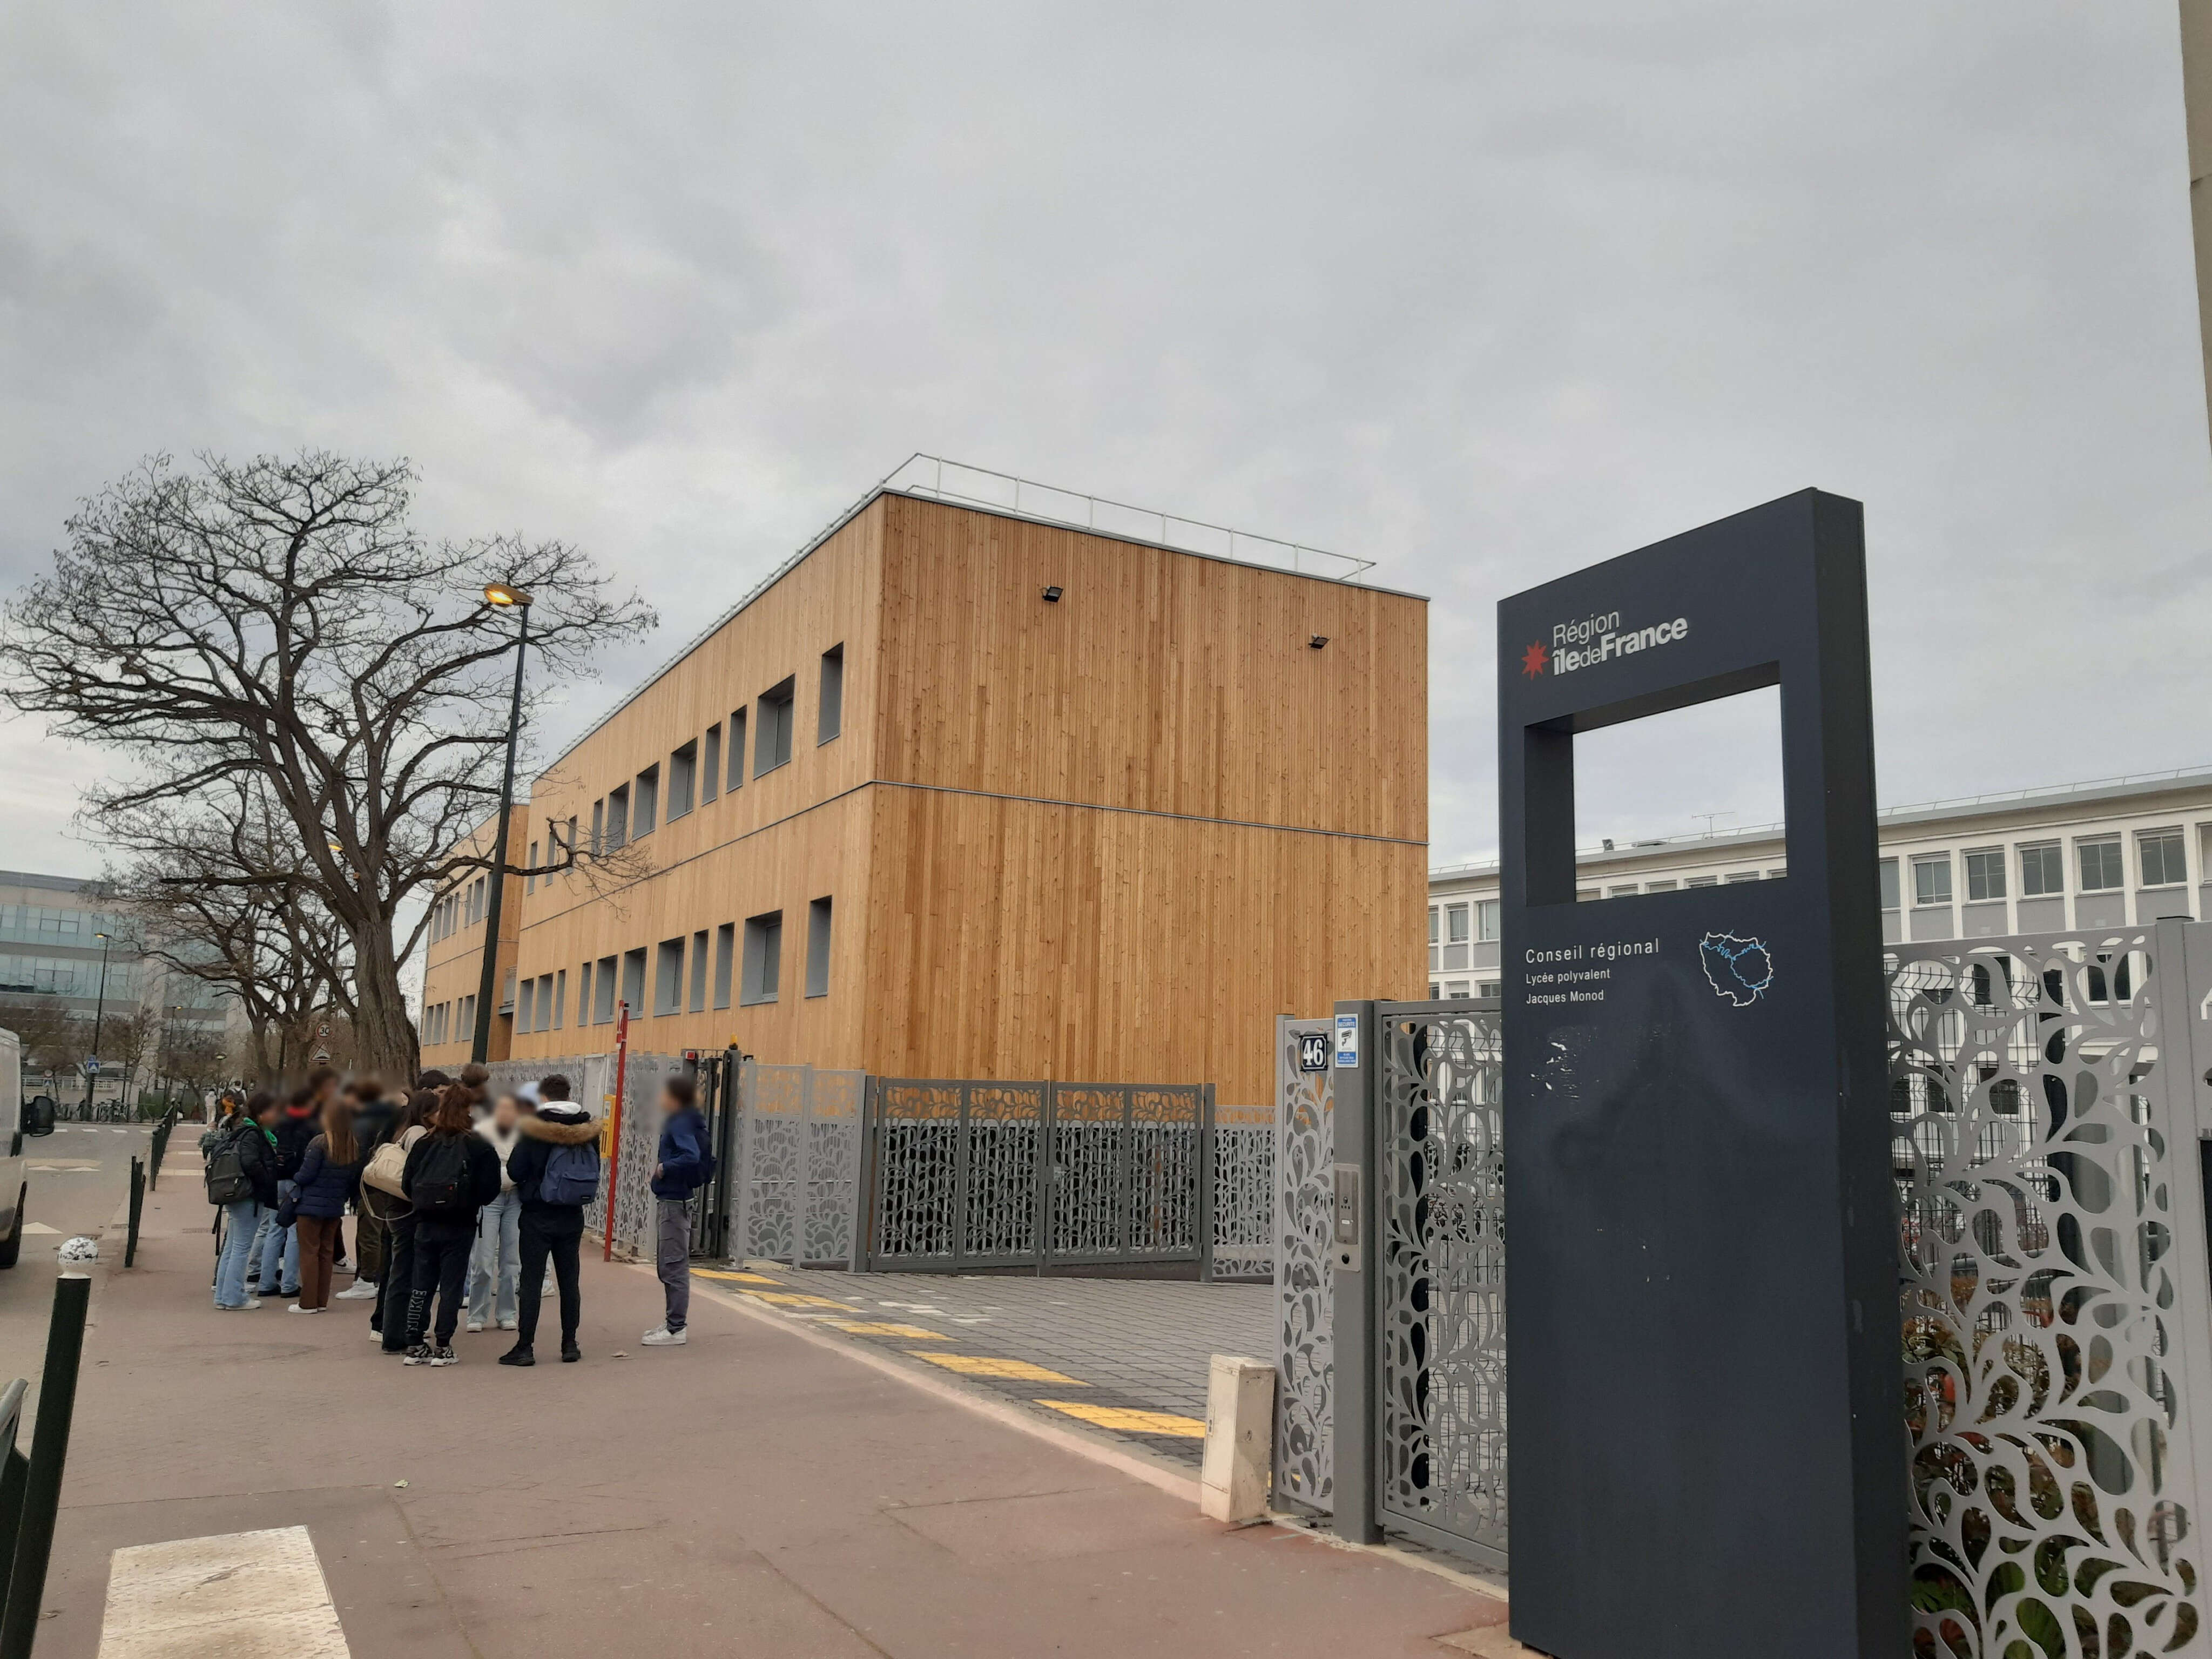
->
<box><xmin>1</xmin><ymin>451</ymin><xmax>656</xmax><ymax>1078</ymax></box>
<box><xmin>0</xmin><ymin>994</ymin><xmax>85</xmax><ymax>1088</ymax></box>
<box><xmin>100</xmin><ymin>778</ymin><xmax>349</xmax><ymax>1084</ymax></box>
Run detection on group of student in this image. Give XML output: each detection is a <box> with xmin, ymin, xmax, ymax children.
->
<box><xmin>201</xmin><ymin>1063</ymin><xmax>716</xmax><ymax>1368</ymax></box>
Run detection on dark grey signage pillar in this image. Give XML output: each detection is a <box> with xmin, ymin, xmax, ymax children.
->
<box><xmin>1497</xmin><ymin>490</ymin><xmax>1905</xmax><ymax>1658</ymax></box>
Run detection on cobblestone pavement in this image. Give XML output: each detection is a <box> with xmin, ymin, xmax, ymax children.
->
<box><xmin>699</xmin><ymin>1263</ymin><xmax>1274</xmax><ymax>1466</ymax></box>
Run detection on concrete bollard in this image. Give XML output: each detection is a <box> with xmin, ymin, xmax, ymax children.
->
<box><xmin>1200</xmin><ymin>1354</ymin><xmax>1275</xmax><ymax>1524</ymax></box>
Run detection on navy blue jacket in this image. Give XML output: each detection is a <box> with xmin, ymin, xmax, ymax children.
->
<box><xmin>287</xmin><ymin>1134</ymin><xmax>362</xmax><ymax>1220</ymax></box>
<box><xmin>650</xmin><ymin>1106</ymin><xmax>713</xmax><ymax>1199</ymax></box>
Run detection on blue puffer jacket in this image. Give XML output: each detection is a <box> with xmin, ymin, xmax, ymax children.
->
<box><xmin>287</xmin><ymin>1134</ymin><xmax>362</xmax><ymax>1219</ymax></box>
<box><xmin>650</xmin><ymin>1106</ymin><xmax>713</xmax><ymax>1199</ymax></box>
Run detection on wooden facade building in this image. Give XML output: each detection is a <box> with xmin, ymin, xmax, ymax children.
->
<box><xmin>420</xmin><ymin>484</ymin><xmax>1426</xmax><ymax>1105</ymax></box>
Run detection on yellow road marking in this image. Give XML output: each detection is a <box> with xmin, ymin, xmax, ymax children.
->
<box><xmin>745</xmin><ymin>1290</ymin><xmax>858</xmax><ymax>1309</ymax></box>
<box><xmin>908</xmin><ymin>1352</ymin><xmax>1087</xmax><ymax>1385</ymax></box>
<box><xmin>1034</xmin><ymin>1400</ymin><xmax>1206</xmax><ymax>1437</ymax></box>
<box><xmin>693</xmin><ymin>1268</ymin><xmax>779</xmax><ymax>1284</ymax></box>
<box><xmin>831</xmin><ymin>1321</ymin><xmax>949</xmax><ymax>1340</ymax></box>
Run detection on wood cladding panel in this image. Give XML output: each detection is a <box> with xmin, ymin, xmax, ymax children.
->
<box><xmin>873</xmin><ymin>495</ymin><xmax>1427</xmax><ymax>843</ymax></box>
<box><xmin>861</xmin><ymin>785</ymin><xmax>1424</xmax><ymax>1105</ymax></box>
<box><xmin>419</xmin><ymin>806</ymin><xmax>528</xmax><ymax>1066</ymax></box>
<box><xmin>521</xmin><ymin>501</ymin><xmax>884</xmax><ymax>902</ymax></box>
<box><xmin>507</xmin><ymin>790</ymin><xmax>873</xmax><ymax>1070</ymax></box>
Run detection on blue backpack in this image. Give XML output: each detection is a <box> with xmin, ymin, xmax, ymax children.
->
<box><xmin>538</xmin><ymin>1139</ymin><xmax>601</xmax><ymax>1206</ymax></box>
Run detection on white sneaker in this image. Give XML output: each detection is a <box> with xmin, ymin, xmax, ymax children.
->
<box><xmin>466</xmin><ymin>1319</ymin><xmax>485</xmax><ymax>1334</ymax></box>
<box><xmin>240</xmin><ymin>1297</ymin><xmax>264</xmax><ymax>1310</ymax></box>
<box><xmin>286</xmin><ymin>1303</ymin><xmax>325</xmax><ymax>1315</ymax></box>
<box><xmin>497</xmin><ymin>1316</ymin><xmax>518</xmax><ymax>1331</ymax></box>
<box><xmin>640</xmin><ymin>1326</ymin><xmax>687</xmax><ymax>1347</ymax></box>
<box><xmin>334</xmin><ymin>1280</ymin><xmax>379</xmax><ymax>1300</ymax></box>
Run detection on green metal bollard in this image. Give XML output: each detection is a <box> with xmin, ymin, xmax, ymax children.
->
<box><xmin>0</xmin><ymin>1274</ymin><xmax>91</xmax><ymax>1659</ymax></box>
<box><xmin>125</xmin><ymin>1158</ymin><xmax>144</xmax><ymax>1270</ymax></box>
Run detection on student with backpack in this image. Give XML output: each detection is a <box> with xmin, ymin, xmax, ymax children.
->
<box><xmin>337</xmin><ymin>1078</ymin><xmax>395</xmax><ymax>1302</ymax></box>
<box><xmin>500</xmin><ymin>1081</ymin><xmax>601</xmax><ymax>1366</ymax></box>
<box><xmin>280</xmin><ymin>1096</ymin><xmax>363</xmax><ymax>1313</ymax></box>
<box><xmin>399</xmin><ymin>1084</ymin><xmax>503</xmax><ymax>1366</ymax></box>
<box><xmin>368</xmin><ymin>1089</ymin><xmax>435</xmax><ymax>1352</ymax></box>
<box><xmin>208</xmin><ymin>1093</ymin><xmax>281</xmax><ymax>1310</ymax></box>
<box><xmin>642</xmin><ymin>1075</ymin><xmax>713</xmax><ymax>1348</ymax></box>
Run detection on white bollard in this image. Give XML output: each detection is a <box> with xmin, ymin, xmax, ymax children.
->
<box><xmin>1200</xmin><ymin>1353</ymin><xmax>1276</xmax><ymax>1524</ymax></box>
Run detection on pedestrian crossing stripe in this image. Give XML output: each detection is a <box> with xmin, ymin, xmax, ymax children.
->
<box><xmin>908</xmin><ymin>1352</ymin><xmax>1087</xmax><ymax>1385</ymax></box>
<box><xmin>829</xmin><ymin>1321</ymin><xmax>948</xmax><ymax>1339</ymax></box>
<box><xmin>1034</xmin><ymin>1400</ymin><xmax>1206</xmax><ymax>1437</ymax></box>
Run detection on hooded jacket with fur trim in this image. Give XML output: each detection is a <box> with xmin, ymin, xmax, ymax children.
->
<box><xmin>507</xmin><ymin>1104</ymin><xmax>601</xmax><ymax>1212</ymax></box>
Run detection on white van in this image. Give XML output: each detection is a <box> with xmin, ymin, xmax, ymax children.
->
<box><xmin>0</xmin><ymin>1028</ymin><xmax>57</xmax><ymax>1266</ymax></box>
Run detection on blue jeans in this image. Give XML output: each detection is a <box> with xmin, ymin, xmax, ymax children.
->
<box><xmin>215</xmin><ymin>1199</ymin><xmax>262</xmax><ymax>1307</ymax></box>
<box><xmin>467</xmin><ymin>1190</ymin><xmax>521</xmax><ymax>1325</ymax></box>
<box><xmin>255</xmin><ymin>1179</ymin><xmax>300</xmax><ymax>1292</ymax></box>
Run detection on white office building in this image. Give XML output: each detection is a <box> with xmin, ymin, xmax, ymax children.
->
<box><xmin>1427</xmin><ymin>766</ymin><xmax>2212</xmax><ymax>998</ymax></box>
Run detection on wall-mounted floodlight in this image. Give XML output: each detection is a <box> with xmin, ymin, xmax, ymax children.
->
<box><xmin>1309</xmin><ymin>635</ymin><xmax>1330</xmax><ymax>650</ymax></box>
<box><xmin>1042</xmin><ymin>585</ymin><xmax>1064</xmax><ymax>603</ymax></box>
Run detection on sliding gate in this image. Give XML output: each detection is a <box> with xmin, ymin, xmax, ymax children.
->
<box><xmin>862</xmin><ymin>1079</ymin><xmax>1215</xmax><ymax>1273</ymax></box>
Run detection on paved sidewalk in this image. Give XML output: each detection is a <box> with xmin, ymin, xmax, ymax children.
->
<box><xmin>25</xmin><ymin>1176</ymin><xmax>1508</xmax><ymax>1658</ymax></box>
<box><xmin>708</xmin><ymin>1263</ymin><xmax>1274</xmax><ymax>1466</ymax></box>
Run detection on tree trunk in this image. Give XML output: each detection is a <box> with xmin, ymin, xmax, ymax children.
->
<box><xmin>350</xmin><ymin>922</ymin><xmax>420</xmax><ymax>1085</ymax></box>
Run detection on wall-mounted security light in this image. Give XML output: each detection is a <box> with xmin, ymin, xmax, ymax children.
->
<box><xmin>1309</xmin><ymin>635</ymin><xmax>1329</xmax><ymax>650</ymax></box>
<box><xmin>1042</xmin><ymin>585</ymin><xmax>1064</xmax><ymax>603</ymax></box>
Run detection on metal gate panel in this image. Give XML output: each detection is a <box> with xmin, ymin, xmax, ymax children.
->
<box><xmin>1050</xmin><ymin>1086</ymin><xmax>1130</xmax><ymax>1262</ymax></box>
<box><xmin>1891</xmin><ymin>925</ymin><xmax>2212</xmax><ymax>1658</ymax></box>
<box><xmin>740</xmin><ymin>1063</ymin><xmax>805</xmax><ymax>1263</ymax></box>
<box><xmin>1375</xmin><ymin>1000</ymin><xmax>1507</xmax><ymax>1567</ymax></box>
<box><xmin>961</xmin><ymin>1084</ymin><xmax>1046</xmax><ymax>1266</ymax></box>
<box><xmin>800</xmin><ymin>1069</ymin><xmax>867</xmax><ymax>1267</ymax></box>
<box><xmin>1212</xmin><ymin>1101</ymin><xmax>1276</xmax><ymax>1283</ymax></box>
<box><xmin>1274</xmin><ymin>1017</ymin><xmax>1335</xmax><ymax>1514</ymax></box>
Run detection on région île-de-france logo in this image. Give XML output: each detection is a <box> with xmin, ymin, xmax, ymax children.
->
<box><xmin>1524</xmin><ymin>611</ymin><xmax>1691</xmax><ymax>679</ymax></box>
<box><xmin>1700</xmin><ymin>932</ymin><xmax>1774</xmax><ymax>1008</ymax></box>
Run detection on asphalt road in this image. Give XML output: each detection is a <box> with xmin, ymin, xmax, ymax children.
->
<box><xmin>0</xmin><ymin>1120</ymin><xmax>176</xmax><ymax>1406</ymax></box>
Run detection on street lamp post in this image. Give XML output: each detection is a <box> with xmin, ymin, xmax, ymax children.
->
<box><xmin>471</xmin><ymin>583</ymin><xmax>532</xmax><ymax>1063</ymax></box>
<box><xmin>84</xmin><ymin>930</ymin><xmax>112</xmax><ymax>1113</ymax></box>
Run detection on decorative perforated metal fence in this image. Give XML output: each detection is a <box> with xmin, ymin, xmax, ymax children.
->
<box><xmin>729</xmin><ymin>1063</ymin><xmax>867</xmax><ymax>1268</ymax></box>
<box><xmin>1211</xmin><ymin>1102</ymin><xmax>1276</xmax><ymax>1282</ymax></box>
<box><xmin>1890</xmin><ymin>925</ymin><xmax>2212</xmax><ymax>1659</ymax></box>
<box><xmin>862</xmin><ymin>1080</ymin><xmax>1214</xmax><ymax>1272</ymax></box>
<box><xmin>1274</xmin><ymin>1016</ymin><xmax>1336</xmax><ymax>1514</ymax></box>
<box><xmin>482</xmin><ymin>1049</ymin><xmax>665</xmax><ymax>1259</ymax></box>
<box><xmin>1375</xmin><ymin>1000</ymin><xmax>1508</xmax><ymax>1566</ymax></box>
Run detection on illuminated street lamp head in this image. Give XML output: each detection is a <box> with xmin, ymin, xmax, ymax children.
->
<box><xmin>484</xmin><ymin>583</ymin><xmax>532</xmax><ymax>608</ymax></box>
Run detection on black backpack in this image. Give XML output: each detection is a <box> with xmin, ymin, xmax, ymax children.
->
<box><xmin>410</xmin><ymin>1135</ymin><xmax>473</xmax><ymax>1219</ymax></box>
<box><xmin>204</xmin><ymin>1124</ymin><xmax>254</xmax><ymax>1206</ymax></box>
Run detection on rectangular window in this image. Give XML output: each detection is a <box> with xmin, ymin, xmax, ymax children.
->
<box><xmin>1912</xmin><ymin>854</ymin><xmax>1952</xmax><ymax>907</ymax></box>
<box><xmin>1686</xmin><ymin>875</ymin><xmax>1719</xmax><ymax>888</ymax></box>
<box><xmin>667</xmin><ymin>743</ymin><xmax>696</xmax><ymax>821</ymax></box>
<box><xmin>741</xmin><ymin>911</ymin><xmax>783</xmax><ymax>1004</ymax></box>
<box><xmin>1447</xmin><ymin>904</ymin><xmax>1469</xmax><ymax>944</ymax></box>
<box><xmin>1427</xmin><ymin>908</ymin><xmax>1439</xmax><ymax>945</ymax></box>
<box><xmin>2020</xmin><ymin>842</ymin><xmax>2062</xmax><ymax>898</ymax></box>
<box><xmin>1964</xmin><ymin>847</ymin><xmax>2006</xmax><ymax>902</ymax></box>
<box><xmin>689</xmin><ymin>930</ymin><xmax>709</xmax><ymax>1013</ymax></box>
<box><xmin>701</xmin><ymin>725</ymin><xmax>721</xmax><ymax>805</ymax></box>
<box><xmin>2078</xmin><ymin>837</ymin><xmax>2124</xmax><ymax>893</ymax></box>
<box><xmin>1767</xmin><ymin>868</ymin><xmax>1787</xmax><ymax>880</ymax></box>
<box><xmin>606</xmin><ymin>786</ymin><xmax>628</xmax><ymax>851</ymax></box>
<box><xmin>538</xmin><ymin>974</ymin><xmax>554</xmax><ymax>1031</ymax></box>
<box><xmin>1644</xmin><ymin>880</ymin><xmax>1677</xmax><ymax>892</ymax></box>
<box><xmin>577</xmin><ymin>962</ymin><xmax>592</xmax><ymax>1026</ymax></box>
<box><xmin>517</xmin><ymin>977</ymin><xmax>535</xmax><ymax>1033</ymax></box>
<box><xmin>1724</xmin><ymin>871</ymin><xmax>1759</xmax><ymax>884</ymax></box>
<box><xmin>713</xmin><ymin>922</ymin><xmax>734</xmax><ymax>1010</ymax></box>
<box><xmin>806</xmin><ymin>896</ymin><xmax>833</xmax><ymax>997</ymax></box>
<box><xmin>818</xmin><ymin>645</ymin><xmax>844</xmax><ymax>744</ymax></box>
<box><xmin>633</xmin><ymin>766</ymin><xmax>659</xmax><ymax>837</ymax></box>
<box><xmin>756</xmin><ymin>678</ymin><xmax>795</xmax><ymax>775</ymax></box>
<box><xmin>565</xmin><ymin>817</ymin><xmax>577</xmax><ymax>867</ymax></box>
<box><xmin>1879</xmin><ymin>859</ymin><xmax>1900</xmax><ymax>909</ymax></box>
<box><xmin>594</xmin><ymin>955</ymin><xmax>617</xmax><ymax>1023</ymax></box>
<box><xmin>1475</xmin><ymin>899</ymin><xmax>1500</xmax><ymax>942</ymax></box>
<box><xmin>552</xmin><ymin>968</ymin><xmax>565</xmax><ymax>1030</ymax></box>
<box><xmin>1608</xmin><ymin>885</ymin><xmax>1639</xmax><ymax>898</ymax></box>
<box><xmin>458</xmin><ymin>994</ymin><xmax>475</xmax><ymax>1038</ymax></box>
<box><xmin>621</xmin><ymin>947</ymin><xmax>646</xmax><ymax>1012</ymax></box>
<box><xmin>526</xmin><ymin>839</ymin><xmax>539</xmax><ymax>895</ymax></box>
<box><xmin>591</xmin><ymin>799</ymin><xmax>604</xmax><ymax>855</ymax></box>
<box><xmin>2140</xmin><ymin>828</ymin><xmax>2187</xmax><ymax>888</ymax></box>
<box><xmin>654</xmin><ymin>938</ymin><xmax>684</xmax><ymax>1015</ymax></box>
<box><xmin>727</xmin><ymin>709</ymin><xmax>747</xmax><ymax>791</ymax></box>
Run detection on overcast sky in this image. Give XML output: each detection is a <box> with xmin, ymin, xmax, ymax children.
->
<box><xmin>3</xmin><ymin>3</ymin><xmax>2207</xmax><ymax>883</ymax></box>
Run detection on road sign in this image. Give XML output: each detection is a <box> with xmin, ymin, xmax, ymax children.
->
<box><xmin>84</xmin><ymin>1057</ymin><xmax>100</xmax><ymax>1075</ymax></box>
